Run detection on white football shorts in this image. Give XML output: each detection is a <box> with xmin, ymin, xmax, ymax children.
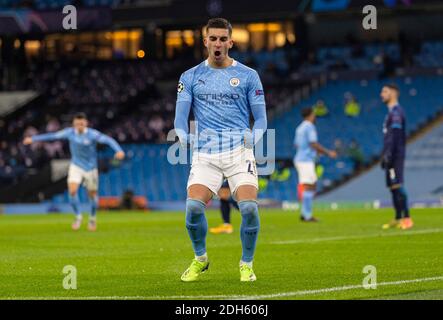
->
<box><xmin>67</xmin><ymin>163</ymin><xmax>99</xmax><ymax>191</ymax></box>
<box><xmin>187</xmin><ymin>146</ymin><xmax>258</xmax><ymax>197</ymax></box>
<box><xmin>294</xmin><ymin>161</ymin><xmax>317</xmax><ymax>185</ymax></box>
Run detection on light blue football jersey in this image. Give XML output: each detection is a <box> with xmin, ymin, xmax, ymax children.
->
<box><xmin>32</xmin><ymin>127</ymin><xmax>123</xmax><ymax>171</ymax></box>
<box><xmin>177</xmin><ymin>59</ymin><xmax>265</xmax><ymax>153</ymax></box>
<box><xmin>294</xmin><ymin>120</ymin><xmax>318</xmax><ymax>162</ymax></box>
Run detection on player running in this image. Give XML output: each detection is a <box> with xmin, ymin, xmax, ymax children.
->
<box><xmin>380</xmin><ymin>84</ymin><xmax>413</xmax><ymax>230</ymax></box>
<box><xmin>23</xmin><ymin>113</ymin><xmax>125</xmax><ymax>231</ymax></box>
<box><xmin>294</xmin><ymin>107</ymin><xmax>337</xmax><ymax>222</ymax></box>
<box><xmin>174</xmin><ymin>18</ymin><xmax>267</xmax><ymax>282</ymax></box>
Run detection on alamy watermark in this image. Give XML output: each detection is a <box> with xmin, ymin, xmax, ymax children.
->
<box><xmin>62</xmin><ymin>5</ymin><xmax>77</xmax><ymax>30</ymax></box>
<box><xmin>362</xmin><ymin>265</ymin><xmax>377</xmax><ymax>289</ymax></box>
<box><xmin>63</xmin><ymin>265</ymin><xmax>77</xmax><ymax>290</ymax></box>
<box><xmin>362</xmin><ymin>5</ymin><xmax>377</xmax><ymax>30</ymax></box>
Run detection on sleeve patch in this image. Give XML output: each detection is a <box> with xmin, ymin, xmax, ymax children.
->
<box><xmin>177</xmin><ymin>81</ymin><xmax>184</xmax><ymax>93</ymax></box>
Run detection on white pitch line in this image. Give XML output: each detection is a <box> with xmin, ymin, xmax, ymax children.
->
<box><xmin>3</xmin><ymin>275</ymin><xmax>443</xmax><ymax>300</ymax></box>
<box><xmin>271</xmin><ymin>228</ymin><xmax>443</xmax><ymax>245</ymax></box>
<box><xmin>239</xmin><ymin>276</ymin><xmax>443</xmax><ymax>300</ymax></box>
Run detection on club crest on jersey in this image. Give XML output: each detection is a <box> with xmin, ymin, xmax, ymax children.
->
<box><xmin>84</xmin><ymin>139</ymin><xmax>91</xmax><ymax>145</ymax></box>
<box><xmin>229</xmin><ymin>77</ymin><xmax>240</xmax><ymax>87</ymax></box>
<box><xmin>177</xmin><ymin>81</ymin><xmax>184</xmax><ymax>93</ymax></box>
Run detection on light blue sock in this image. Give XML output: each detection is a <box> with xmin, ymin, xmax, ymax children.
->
<box><xmin>69</xmin><ymin>193</ymin><xmax>81</xmax><ymax>218</ymax></box>
<box><xmin>302</xmin><ymin>191</ymin><xmax>314</xmax><ymax>219</ymax></box>
<box><xmin>239</xmin><ymin>200</ymin><xmax>260</xmax><ymax>263</ymax></box>
<box><xmin>90</xmin><ymin>195</ymin><xmax>98</xmax><ymax>219</ymax></box>
<box><xmin>185</xmin><ymin>199</ymin><xmax>207</xmax><ymax>257</ymax></box>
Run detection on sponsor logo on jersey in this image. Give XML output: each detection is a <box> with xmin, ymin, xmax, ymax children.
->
<box><xmin>197</xmin><ymin>93</ymin><xmax>240</xmax><ymax>106</ymax></box>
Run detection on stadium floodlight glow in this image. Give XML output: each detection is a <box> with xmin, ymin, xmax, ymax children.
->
<box><xmin>137</xmin><ymin>50</ymin><xmax>145</xmax><ymax>58</ymax></box>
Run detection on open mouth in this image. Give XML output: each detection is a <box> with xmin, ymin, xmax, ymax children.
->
<box><xmin>214</xmin><ymin>51</ymin><xmax>221</xmax><ymax>57</ymax></box>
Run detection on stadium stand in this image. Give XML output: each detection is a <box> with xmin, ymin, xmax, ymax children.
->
<box><xmin>320</xmin><ymin>120</ymin><xmax>443</xmax><ymax>203</ymax></box>
<box><xmin>0</xmin><ymin>0</ymin><xmax>165</xmax><ymax>9</ymax></box>
<box><xmin>0</xmin><ymin>0</ymin><xmax>117</xmax><ymax>10</ymax></box>
<box><xmin>0</xmin><ymin>51</ymin><xmax>308</xmax><ymax>186</ymax></box>
<box><xmin>2</xmin><ymin>39</ymin><xmax>443</xmax><ymax>202</ymax></box>
<box><xmin>231</xmin><ymin>39</ymin><xmax>443</xmax><ymax>76</ymax></box>
<box><xmin>50</xmin><ymin>75</ymin><xmax>443</xmax><ymax>203</ymax></box>
<box><xmin>415</xmin><ymin>41</ymin><xmax>443</xmax><ymax>68</ymax></box>
<box><xmin>254</xmin><ymin>75</ymin><xmax>439</xmax><ymax>198</ymax></box>
<box><xmin>0</xmin><ymin>58</ymin><xmax>188</xmax><ymax>183</ymax></box>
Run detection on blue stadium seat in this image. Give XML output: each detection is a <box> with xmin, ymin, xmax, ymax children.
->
<box><xmin>50</xmin><ymin>75</ymin><xmax>443</xmax><ymax>203</ymax></box>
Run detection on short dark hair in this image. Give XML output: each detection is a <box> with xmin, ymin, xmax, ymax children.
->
<box><xmin>73</xmin><ymin>112</ymin><xmax>87</xmax><ymax>120</ymax></box>
<box><xmin>206</xmin><ymin>18</ymin><xmax>232</xmax><ymax>36</ymax></box>
<box><xmin>384</xmin><ymin>83</ymin><xmax>400</xmax><ymax>93</ymax></box>
<box><xmin>301</xmin><ymin>107</ymin><xmax>313</xmax><ymax>119</ymax></box>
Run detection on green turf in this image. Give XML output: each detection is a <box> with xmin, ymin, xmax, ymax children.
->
<box><xmin>0</xmin><ymin>208</ymin><xmax>442</xmax><ymax>300</ymax></box>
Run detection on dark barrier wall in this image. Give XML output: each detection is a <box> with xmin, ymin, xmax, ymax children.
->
<box><xmin>312</xmin><ymin>0</ymin><xmax>442</xmax><ymax>12</ymax></box>
<box><xmin>113</xmin><ymin>0</ymin><xmax>304</xmax><ymax>25</ymax></box>
<box><xmin>307</xmin><ymin>11</ymin><xmax>443</xmax><ymax>45</ymax></box>
<box><xmin>0</xmin><ymin>163</ymin><xmax>52</xmax><ymax>203</ymax></box>
<box><xmin>0</xmin><ymin>7</ymin><xmax>112</xmax><ymax>36</ymax></box>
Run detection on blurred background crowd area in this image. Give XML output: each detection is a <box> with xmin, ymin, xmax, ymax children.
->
<box><xmin>1</xmin><ymin>0</ymin><xmax>443</xmax><ymax>202</ymax></box>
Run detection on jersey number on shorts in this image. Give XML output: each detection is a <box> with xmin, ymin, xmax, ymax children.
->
<box><xmin>247</xmin><ymin>160</ymin><xmax>257</xmax><ymax>177</ymax></box>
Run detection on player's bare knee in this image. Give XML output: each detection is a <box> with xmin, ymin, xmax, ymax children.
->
<box><xmin>68</xmin><ymin>183</ymin><xmax>79</xmax><ymax>195</ymax></box>
<box><xmin>235</xmin><ymin>185</ymin><xmax>257</xmax><ymax>202</ymax></box>
<box><xmin>303</xmin><ymin>184</ymin><xmax>316</xmax><ymax>191</ymax></box>
<box><xmin>390</xmin><ymin>184</ymin><xmax>401</xmax><ymax>190</ymax></box>
<box><xmin>218</xmin><ymin>187</ymin><xmax>230</xmax><ymax>200</ymax></box>
<box><xmin>88</xmin><ymin>190</ymin><xmax>97</xmax><ymax>199</ymax></box>
<box><xmin>187</xmin><ymin>184</ymin><xmax>213</xmax><ymax>203</ymax></box>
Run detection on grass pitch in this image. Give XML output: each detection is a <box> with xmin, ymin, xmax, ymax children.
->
<box><xmin>0</xmin><ymin>208</ymin><xmax>442</xmax><ymax>300</ymax></box>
